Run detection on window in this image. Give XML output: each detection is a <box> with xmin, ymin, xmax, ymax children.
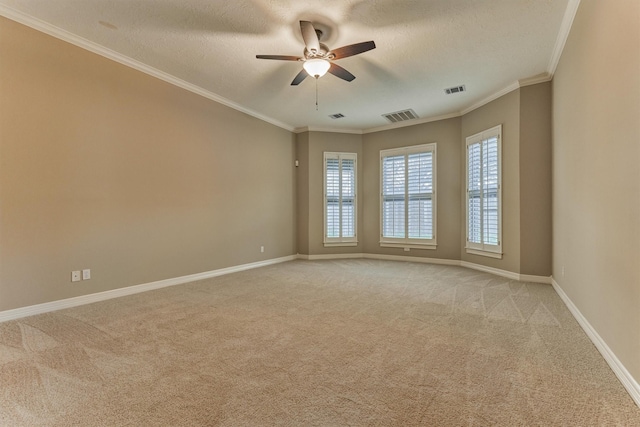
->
<box><xmin>466</xmin><ymin>125</ymin><xmax>502</xmax><ymax>258</ymax></box>
<box><xmin>380</xmin><ymin>143</ymin><xmax>436</xmax><ymax>249</ymax></box>
<box><xmin>324</xmin><ymin>152</ymin><xmax>357</xmax><ymax>246</ymax></box>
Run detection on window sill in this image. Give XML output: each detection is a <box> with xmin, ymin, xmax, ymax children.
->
<box><xmin>465</xmin><ymin>248</ymin><xmax>503</xmax><ymax>259</ymax></box>
<box><xmin>380</xmin><ymin>242</ymin><xmax>437</xmax><ymax>250</ymax></box>
<box><xmin>324</xmin><ymin>242</ymin><xmax>358</xmax><ymax>247</ymax></box>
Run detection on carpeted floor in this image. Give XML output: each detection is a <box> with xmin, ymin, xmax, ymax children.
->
<box><xmin>1</xmin><ymin>259</ymin><xmax>639</xmax><ymax>426</ymax></box>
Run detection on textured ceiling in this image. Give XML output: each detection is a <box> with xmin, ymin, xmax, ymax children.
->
<box><xmin>0</xmin><ymin>0</ymin><xmax>572</xmax><ymax>132</ymax></box>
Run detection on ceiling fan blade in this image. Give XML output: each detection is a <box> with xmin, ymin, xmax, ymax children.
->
<box><xmin>300</xmin><ymin>21</ymin><xmax>320</xmax><ymax>53</ymax></box>
<box><xmin>291</xmin><ymin>69</ymin><xmax>308</xmax><ymax>86</ymax></box>
<box><xmin>328</xmin><ymin>63</ymin><xmax>356</xmax><ymax>82</ymax></box>
<box><xmin>256</xmin><ymin>55</ymin><xmax>301</xmax><ymax>61</ymax></box>
<box><xmin>329</xmin><ymin>41</ymin><xmax>376</xmax><ymax>60</ymax></box>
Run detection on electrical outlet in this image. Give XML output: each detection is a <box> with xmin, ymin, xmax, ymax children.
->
<box><xmin>260</xmin><ymin>246</ymin><xmax>265</xmax><ymax>253</ymax></box>
<box><xmin>71</xmin><ymin>271</ymin><xmax>81</xmax><ymax>282</ymax></box>
<box><xmin>82</xmin><ymin>269</ymin><xmax>91</xmax><ymax>280</ymax></box>
<box><xmin>404</xmin><ymin>247</ymin><xmax>410</xmax><ymax>252</ymax></box>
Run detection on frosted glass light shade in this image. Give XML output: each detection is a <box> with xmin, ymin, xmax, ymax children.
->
<box><xmin>303</xmin><ymin>59</ymin><xmax>330</xmax><ymax>78</ymax></box>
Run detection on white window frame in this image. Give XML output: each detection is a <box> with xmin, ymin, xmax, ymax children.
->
<box><xmin>323</xmin><ymin>152</ymin><xmax>358</xmax><ymax>247</ymax></box>
<box><xmin>465</xmin><ymin>125</ymin><xmax>502</xmax><ymax>258</ymax></box>
<box><xmin>379</xmin><ymin>143</ymin><xmax>437</xmax><ymax>250</ymax></box>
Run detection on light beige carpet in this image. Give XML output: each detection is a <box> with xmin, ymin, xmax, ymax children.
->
<box><xmin>1</xmin><ymin>259</ymin><xmax>639</xmax><ymax>426</ymax></box>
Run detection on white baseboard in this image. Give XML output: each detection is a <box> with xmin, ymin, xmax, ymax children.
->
<box><xmin>459</xmin><ymin>261</ymin><xmax>552</xmax><ymax>284</ymax></box>
<box><xmin>4</xmin><ymin>255</ymin><xmax>634</xmax><ymax>408</ymax></box>
<box><xmin>460</xmin><ymin>260</ymin><xmax>521</xmax><ymax>281</ymax></box>
<box><xmin>298</xmin><ymin>253</ymin><xmax>365</xmax><ymax>260</ymax></box>
<box><xmin>363</xmin><ymin>253</ymin><xmax>460</xmax><ymax>266</ymax></box>
<box><xmin>0</xmin><ymin>253</ymin><xmax>551</xmax><ymax>322</ymax></box>
<box><xmin>299</xmin><ymin>253</ymin><xmax>458</xmax><ymax>266</ymax></box>
<box><xmin>551</xmin><ymin>278</ymin><xmax>640</xmax><ymax>407</ymax></box>
<box><xmin>519</xmin><ymin>273</ymin><xmax>553</xmax><ymax>284</ymax></box>
<box><xmin>298</xmin><ymin>253</ymin><xmax>551</xmax><ymax>284</ymax></box>
<box><xmin>0</xmin><ymin>255</ymin><xmax>297</xmax><ymax>323</ymax></box>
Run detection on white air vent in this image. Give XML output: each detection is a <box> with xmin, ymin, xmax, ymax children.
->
<box><xmin>382</xmin><ymin>109</ymin><xmax>418</xmax><ymax>123</ymax></box>
<box><xmin>445</xmin><ymin>85</ymin><xmax>466</xmax><ymax>95</ymax></box>
<box><xmin>329</xmin><ymin>113</ymin><xmax>345</xmax><ymax>119</ymax></box>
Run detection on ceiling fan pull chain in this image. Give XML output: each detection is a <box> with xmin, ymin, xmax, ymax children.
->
<box><xmin>315</xmin><ymin>77</ymin><xmax>319</xmax><ymax>111</ymax></box>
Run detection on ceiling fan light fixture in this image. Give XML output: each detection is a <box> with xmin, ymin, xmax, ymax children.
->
<box><xmin>303</xmin><ymin>58</ymin><xmax>330</xmax><ymax>78</ymax></box>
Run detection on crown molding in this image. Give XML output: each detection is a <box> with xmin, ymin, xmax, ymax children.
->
<box><xmin>2</xmin><ymin>0</ymin><xmax>580</xmax><ymax>136</ymax></box>
<box><xmin>307</xmin><ymin>67</ymin><xmax>556</xmax><ymax>134</ymax></box>
<box><xmin>362</xmin><ymin>112</ymin><xmax>462</xmax><ymax>134</ymax></box>
<box><xmin>548</xmin><ymin>0</ymin><xmax>582</xmax><ymax>75</ymax></box>
<box><xmin>294</xmin><ymin>111</ymin><xmax>462</xmax><ymax>136</ymax></box>
<box><xmin>459</xmin><ymin>69</ymin><xmax>553</xmax><ymax>117</ymax></box>
<box><xmin>294</xmin><ymin>126</ymin><xmax>363</xmax><ymax>135</ymax></box>
<box><xmin>298</xmin><ymin>71</ymin><xmax>553</xmax><ymax>134</ymax></box>
<box><xmin>0</xmin><ymin>4</ymin><xmax>295</xmax><ymax>133</ymax></box>
<box><xmin>364</xmin><ymin>0</ymin><xmax>581</xmax><ymax>129</ymax></box>
<box><xmin>518</xmin><ymin>72</ymin><xmax>553</xmax><ymax>87</ymax></box>
<box><xmin>459</xmin><ymin>81</ymin><xmax>520</xmax><ymax>116</ymax></box>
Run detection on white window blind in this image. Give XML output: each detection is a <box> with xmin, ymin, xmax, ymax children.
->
<box><xmin>324</xmin><ymin>152</ymin><xmax>357</xmax><ymax>246</ymax></box>
<box><xmin>466</xmin><ymin>125</ymin><xmax>502</xmax><ymax>257</ymax></box>
<box><xmin>380</xmin><ymin>143</ymin><xmax>436</xmax><ymax>249</ymax></box>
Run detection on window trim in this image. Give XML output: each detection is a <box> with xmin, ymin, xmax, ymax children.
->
<box><xmin>379</xmin><ymin>143</ymin><xmax>437</xmax><ymax>250</ymax></box>
<box><xmin>465</xmin><ymin>124</ymin><xmax>503</xmax><ymax>258</ymax></box>
<box><xmin>323</xmin><ymin>152</ymin><xmax>358</xmax><ymax>247</ymax></box>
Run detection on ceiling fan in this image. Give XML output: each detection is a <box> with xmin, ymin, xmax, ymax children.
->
<box><xmin>256</xmin><ymin>21</ymin><xmax>376</xmax><ymax>86</ymax></box>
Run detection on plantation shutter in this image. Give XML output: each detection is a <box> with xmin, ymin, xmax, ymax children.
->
<box><xmin>407</xmin><ymin>152</ymin><xmax>433</xmax><ymax>239</ymax></box>
<box><xmin>325</xmin><ymin>157</ymin><xmax>341</xmax><ymax>238</ymax></box>
<box><xmin>467</xmin><ymin>143</ymin><xmax>482</xmax><ymax>244</ymax></box>
<box><xmin>382</xmin><ymin>155</ymin><xmax>405</xmax><ymax>238</ymax></box>
<box><xmin>465</xmin><ymin>125</ymin><xmax>502</xmax><ymax>256</ymax></box>
<box><xmin>340</xmin><ymin>158</ymin><xmax>356</xmax><ymax>238</ymax></box>
<box><xmin>483</xmin><ymin>137</ymin><xmax>499</xmax><ymax>245</ymax></box>
<box><xmin>324</xmin><ymin>153</ymin><xmax>357</xmax><ymax>245</ymax></box>
<box><xmin>380</xmin><ymin>143</ymin><xmax>436</xmax><ymax>248</ymax></box>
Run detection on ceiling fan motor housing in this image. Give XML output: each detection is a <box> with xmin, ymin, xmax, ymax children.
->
<box><xmin>304</xmin><ymin>43</ymin><xmax>331</xmax><ymax>59</ymax></box>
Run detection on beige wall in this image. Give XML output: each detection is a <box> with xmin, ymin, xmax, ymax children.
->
<box><xmin>294</xmin><ymin>88</ymin><xmax>551</xmax><ymax>274</ymax></box>
<box><xmin>461</xmin><ymin>90</ymin><xmax>521</xmax><ymax>273</ymax></box>
<box><xmin>298</xmin><ymin>120</ymin><xmax>461</xmax><ymax>261</ymax></box>
<box><xmin>362</xmin><ymin>118</ymin><xmax>462</xmax><ymax>260</ymax></box>
<box><xmin>1</xmin><ymin>13</ymin><xmax>555</xmax><ymax>314</ymax></box>
<box><xmin>297</xmin><ymin>131</ymin><xmax>364</xmax><ymax>255</ymax></box>
<box><xmin>457</xmin><ymin>84</ymin><xmax>552</xmax><ymax>277</ymax></box>
<box><xmin>520</xmin><ymin>82</ymin><xmax>552</xmax><ymax>276</ymax></box>
<box><xmin>0</xmin><ymin>17</ymin><xmax>296</xmax><ymax>311</ymax></box>
<box><xmin>552</xmin><ymin>0</ymin><xmax>640</xmax><ymax>382</ymax></box>
<box><xmin>295</xmin><ymin>132</ymin><xmax>310</xmax><ymax>254</ymax></box>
